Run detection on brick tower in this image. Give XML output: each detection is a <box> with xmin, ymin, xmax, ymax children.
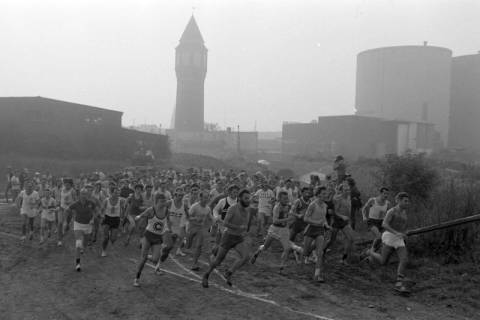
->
<box><xmin>174</xmin><ymin>15</ymin><xmax>207</xmax><ymax>131</ymax></box>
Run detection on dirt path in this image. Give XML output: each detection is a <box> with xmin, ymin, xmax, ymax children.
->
<box><xmin>0</xmin><ymin>203</ymin><xmax>476</xmax><ymax>320</ymax></box>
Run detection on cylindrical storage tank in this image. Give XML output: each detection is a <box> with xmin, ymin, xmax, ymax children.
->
<box><xmin>355</xmin><ymin>45</ymin><xmax>452</xmax><ymax>146</ymax></box>
<box><xmin>449</xmin><ymin>53</ymin><xmax>480</xmax><ymax>150</ymax></box>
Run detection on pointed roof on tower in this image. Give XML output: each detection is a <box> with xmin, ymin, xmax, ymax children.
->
<box><xmin>179</xmin><ymin>15</ymin><xmax>204</xmax><ymax>44</ymax></box>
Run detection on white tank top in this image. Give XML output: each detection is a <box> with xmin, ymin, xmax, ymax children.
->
<box><xmin>146</xmin><ymin>208</ymin><xmax>169</xmax><ymax>235</ymax></box>
<box><xmin>105</xmin><ymin>197</ymin><xmax>121</xmax><ymax>218</ymax></box>
<box><xmin>60</xmin><ymin>188</ymin><xmax>74</xmax><ymax>209</ymax></box>
<box><xmin>169</xmin><ymin>201</ymin><xmax>185</xmax><ymax>234</ymax></box>
<box><xmin>368</xmin><ymin>197</ymin><xmax>389</xmax><ymax>220</ymax></box>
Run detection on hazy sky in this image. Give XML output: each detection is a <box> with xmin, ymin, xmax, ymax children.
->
<box><xmin>1</xmin><ymin>0</ymin><xmax>479</xmax><ymax>131</ymax></box>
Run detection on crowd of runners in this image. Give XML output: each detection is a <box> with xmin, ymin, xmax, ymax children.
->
<box><xmin>3</xmin><ymin>155</ymin><xmax>413</xmax><ymax>293</ymax></box>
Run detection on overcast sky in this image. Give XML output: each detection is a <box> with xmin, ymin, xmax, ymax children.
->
<box><xmin>1</xmin><ymin>0</ymin><xmax>479</xmax><ymax>131</ymax></box>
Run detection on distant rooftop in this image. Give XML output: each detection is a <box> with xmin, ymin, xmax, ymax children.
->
<box><xmin>0</xmin><ymin>96</ymin><xmax>122</xmax><ymax>114</ymax></box>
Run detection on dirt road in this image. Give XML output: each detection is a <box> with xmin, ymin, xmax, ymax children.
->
<box><xmin>0</xmin><ymin>203</ymin><xmax>476</xmax><ymax>320</ymax></box>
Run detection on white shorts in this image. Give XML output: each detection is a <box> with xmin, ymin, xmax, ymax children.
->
<box><xmin>267</xmin><ymin>225</ymin><xmax>294</xmax><ymax>250</ymax></box>
<box><xmin>382</xmin><ymin>231</ymin><xmax>405</xmax><ymax>249</ymax></box>
<box><xmin>258</xmin><ymin>210</ymin><xmax>272</xmax><ymax>217</ymax></box>
<box><xmin>41</xmin><ymin>210</ymin><xmax>56</xmax><ymax>222</ymax></box>
<box><xmin>73</xmin><ymin>221</ymin><xmax>92</xmax><ymax>234</ymax></box>
<box><xmin>20</xmin><ymin>210</ymin><xmax>38</xmax><ymax>218</ymax></box>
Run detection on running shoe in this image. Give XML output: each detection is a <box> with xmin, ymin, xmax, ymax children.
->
<box><xmin>101</xmin><ymin>251</ymin><xmax>107</xmax><ymax>257</ymax></box>
<box><xmin>76</xmin><ymin>264</ymin><xmax>81</xmax><ymax>272</ymax></box>
<box><xmin>224</xmin><ymin>270</ymin><xmax>233</xmax><ymax>286</ymax></box>
<box><xmin>250</xmin><ymin>252</ymin><xmax>259</xmax><ymax>265</ymax></box>
<box><xmin>39</xmin><ymin>236</ymin><xmax>44</xmax><ymax>244</ymax></box>
<box><xmin>20</xmin><ymin>235</ymin><xmax>26</xmax><ymax>242</ymax></box>
<box><xmin>155</xmin><ymin>264</ymin><xmax>164</xmax><ymax>275</ymax></box>
<box><xmin>191</xmin><ymin>264</ymin><xmax>200</xmax><ymax>271</ymax></box>
<box><xmin>202</xmin><ymin>275</ymin><xmax>209</xmax><ymax>288</ymax></box>
<box><xmin>57</xmin><ymin>241</ymin><xmax>63</xmax><ymax>247</ymax></box>
<box><xmin>133</xmin><ymin>278</ymin><xmax>140</xmax><ymax>287</ymax></box>
<box><xmin>314</xmin><ymin>274</ymin><xmax>325</xmax><ymax>283</ymax></box>
<box><xmin>176</xmin><ymin>249</ymin><xmax>186</xmax><ymax>256</ymax></box>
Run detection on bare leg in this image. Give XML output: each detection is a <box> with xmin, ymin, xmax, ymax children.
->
<box><xmin>314</xmin><ymin>236</ymin><xmax>326</xmax><ymax>282</ymax></box>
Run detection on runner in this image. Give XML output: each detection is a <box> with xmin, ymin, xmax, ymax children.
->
<box><xmin>323</xmin><ymin>183</ymin><xmax>355</xmax><ymax>265</ymax></box>
<box><xmin>58</xmin><ymin>178</ymin><xmax>76</xmax><ymax>246</ymax></box>
<box><xmin>67</xmin><ymin>189</ymin><xmax>96</xmax><ymax>271</ymax></box>
<box><xmin>289</xmin><ymin>186</ymin><xmax>313</xmax><ymax>242</ymax></box>
<box><xmin>16</xmin><ymin>180</ymin><xmax>40</xmax><ymax>241</ymax></box>
<box><xmin>39</xmin><ymin>188</ymin><xmax>56</xmax><ymax>244</ymax></box>
<box><xmin>202</xmin><ymin>189</ymin><xmax>252</xmax><ymax>288</ymax></box>
<box><xmin>211</xmin><ymin>184</ymin><xmax>239</xmax><ymax>256</ymax></box>
<box><xmin>250</xmin><ymin>191</ymin><xmax>303</xmax><ymax>269</ymax></box>
<box><xmin>186</xmin><ymin>191</ymin><xmax>213</xmax><ymax>271</ymax></box>
<box><xmin>4</xmin><ymin>166</ymin><xmax>13</xmax><ymax>203</ymax></box>
<box><xmin>100</xmin><ymin>185</ymin><xmax>126</xmax><ymax>257</ymax></box>
<box><xmin>85</xmin><ymin>183</ymin><xmax>103</xmax><ymax>245</ymax></box>
<box><xmin>10</xmin><ymin>170</ymin><xmax>21</xmax><ymax>204</ymax></box>
<box><xmin>362</xmin><ymin>187</ymin><xmax>390</xmax><ymax>252</ymax></box>
<box><xmin>254</xmin><ymin>181</ymin><xmax>275</xmax><ymax>236</ymax></box>
<box><xmin>303</xmin><ymin>186</ymin><xmax>332</xmax><ymax>282</ymax></box>
<box><xmin>124</xmin><ymin>183</ymin><xmax>146</xmax><ymax>246</ymax></box>
<box><xmin>167</xmin><ymin>187</ymin><xmax>189</xmax><ymax>256</ymax></box>
<box><xmin>133</xmin><ymin>193</ymin><xmax>171</xmax><ymax>287</ymax></box>
<box><xmin>367</xmin><ymin>192</ymin><xmax>411</xmax><ymax>292</ymax></box>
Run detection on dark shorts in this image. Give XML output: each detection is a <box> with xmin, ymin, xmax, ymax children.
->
<box><xmin>144</xmin><ymin>230</ymin><xmax>163</xmax><ymax>245</ymax></box>
<box><xmin>102</xmin><ymin>215</ymin><xmax>120</xmax><ymax>229</ymax></box>
<box><xmin>290</xmin><ymin>218</ymin><xmax>307</xmax><ymax>235</ymax></box>
<box><xmin>304</xmin><ymin>225</ymin><xmax>325</xmax><ymax>238</ymax></box>
<box><xmin>332</xmin><ymin>216</ymin><xmax>349</xmax><ymax>229</ymax></box>
<box><xmin>367</xmin><ymin>218</ymin><xmax>384</xmax><ymax>232</ymax></box>
<box><xmin>219</xmin><ymin>232</ymin><xmax>244</xmax><ymax>251</ymax></box>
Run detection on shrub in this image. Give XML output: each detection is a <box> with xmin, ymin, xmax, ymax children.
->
<box><xmin>375</xmin><ymin>152</ymin><xmax>438</xmax><ymax>203</ymax></box>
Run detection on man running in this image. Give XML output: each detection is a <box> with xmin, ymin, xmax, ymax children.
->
<box><xmin>101</xmin><ymin>185</ymin><xmax>126</xmax><ymax>257</ymax></box>
<box><xmin>133</xmin><ymin>193</ymin><xmax>171</xmax><ymax>287</ymax></box>
<box><xmin>167</xmin><ymin>187</ymin><xmax>189</xmax><ymax>256</ymax></box>
<box><xmin>250</xmin><ymin>191</ymin><xmax>303</xmax><ymax>269</ymax></box>
<box><xmin>323</xmin><ymin>183</ymin><xmax>355</xmax><ymax>265</ymax></box>
<box><xmin>58</xmin><ymin>178</ymin><xmax>76</xmax><ymax>246</ymax></box>
<box><xmin>124</xmin><ymin>183</ymin><xmax>146</xmax><ymax>246</ymax></box>
<box><xmin>362</xmin><ymin>187</ymin><xmax>390</xmax><ymax>252</ymax></box>
<box><xmin>186</xmin><ymin>191</ymin><xmax>213</xmax><ymax>271</ymax></box>
<box><xmin>39</xmin><ymin>188</ymin><xmax>56</xmax><ymax>244</ymax></box>
<box><xmin>289</xmin><ymin>186</ymin><xmax>312</xmax><ymax>242</ymax></box>
<box><xmin>254</xmin><ymin>181</ymin><xmax>275</xmax><ymax>236</ymax></box>
<box><xmin>367</xmin><ymin>192</ymin><xmax>411</xmax><ymax>291</ymax></box>
<box><xmin>202</xmin><ymin>189</ymin><xmax>252</xmax><ymax>288</ymax></box>
<box><xmin>16</xmin><ymin>180</ymin><xmax>40</xmax><ymax>241</ymax></box>
<box><xmin>303</xmin><ymin>186</ymin><xmax>332</xmax><ymax>282</ymax></box>
<box><xmin>211</xmin><ymin>184</ymin><xmax>239</xmax><ymax>256</ymax></box>
<box><xmin>67</xmin><ymin>189</ymin><xmax>96</xmax><ymax>271</ymax></box>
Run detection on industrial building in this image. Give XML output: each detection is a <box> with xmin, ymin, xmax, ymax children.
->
<box><xmin>282</xmin><ymin>115</ymin><xmax>435</xmax><ymax>160</ymax></box>
<box><xmin>449</xmin><ymin>52</ymin><xmax>480</xmax><ymax>151</ymax></box>
<box><xmin>355</xmin><ymin>44</ymin><xmax>452</xmax><ymax>147</ymax></box>
<box><xmin>0</xmin><ymin>97</ymin><xmax>170</xmax><ymax>160</ymax></box>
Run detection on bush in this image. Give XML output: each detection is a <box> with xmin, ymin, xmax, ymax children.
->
<box><xmin>375</xmin><ymin>153</ymin><xmax>438</xmax><ymax>203</ymax></box>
